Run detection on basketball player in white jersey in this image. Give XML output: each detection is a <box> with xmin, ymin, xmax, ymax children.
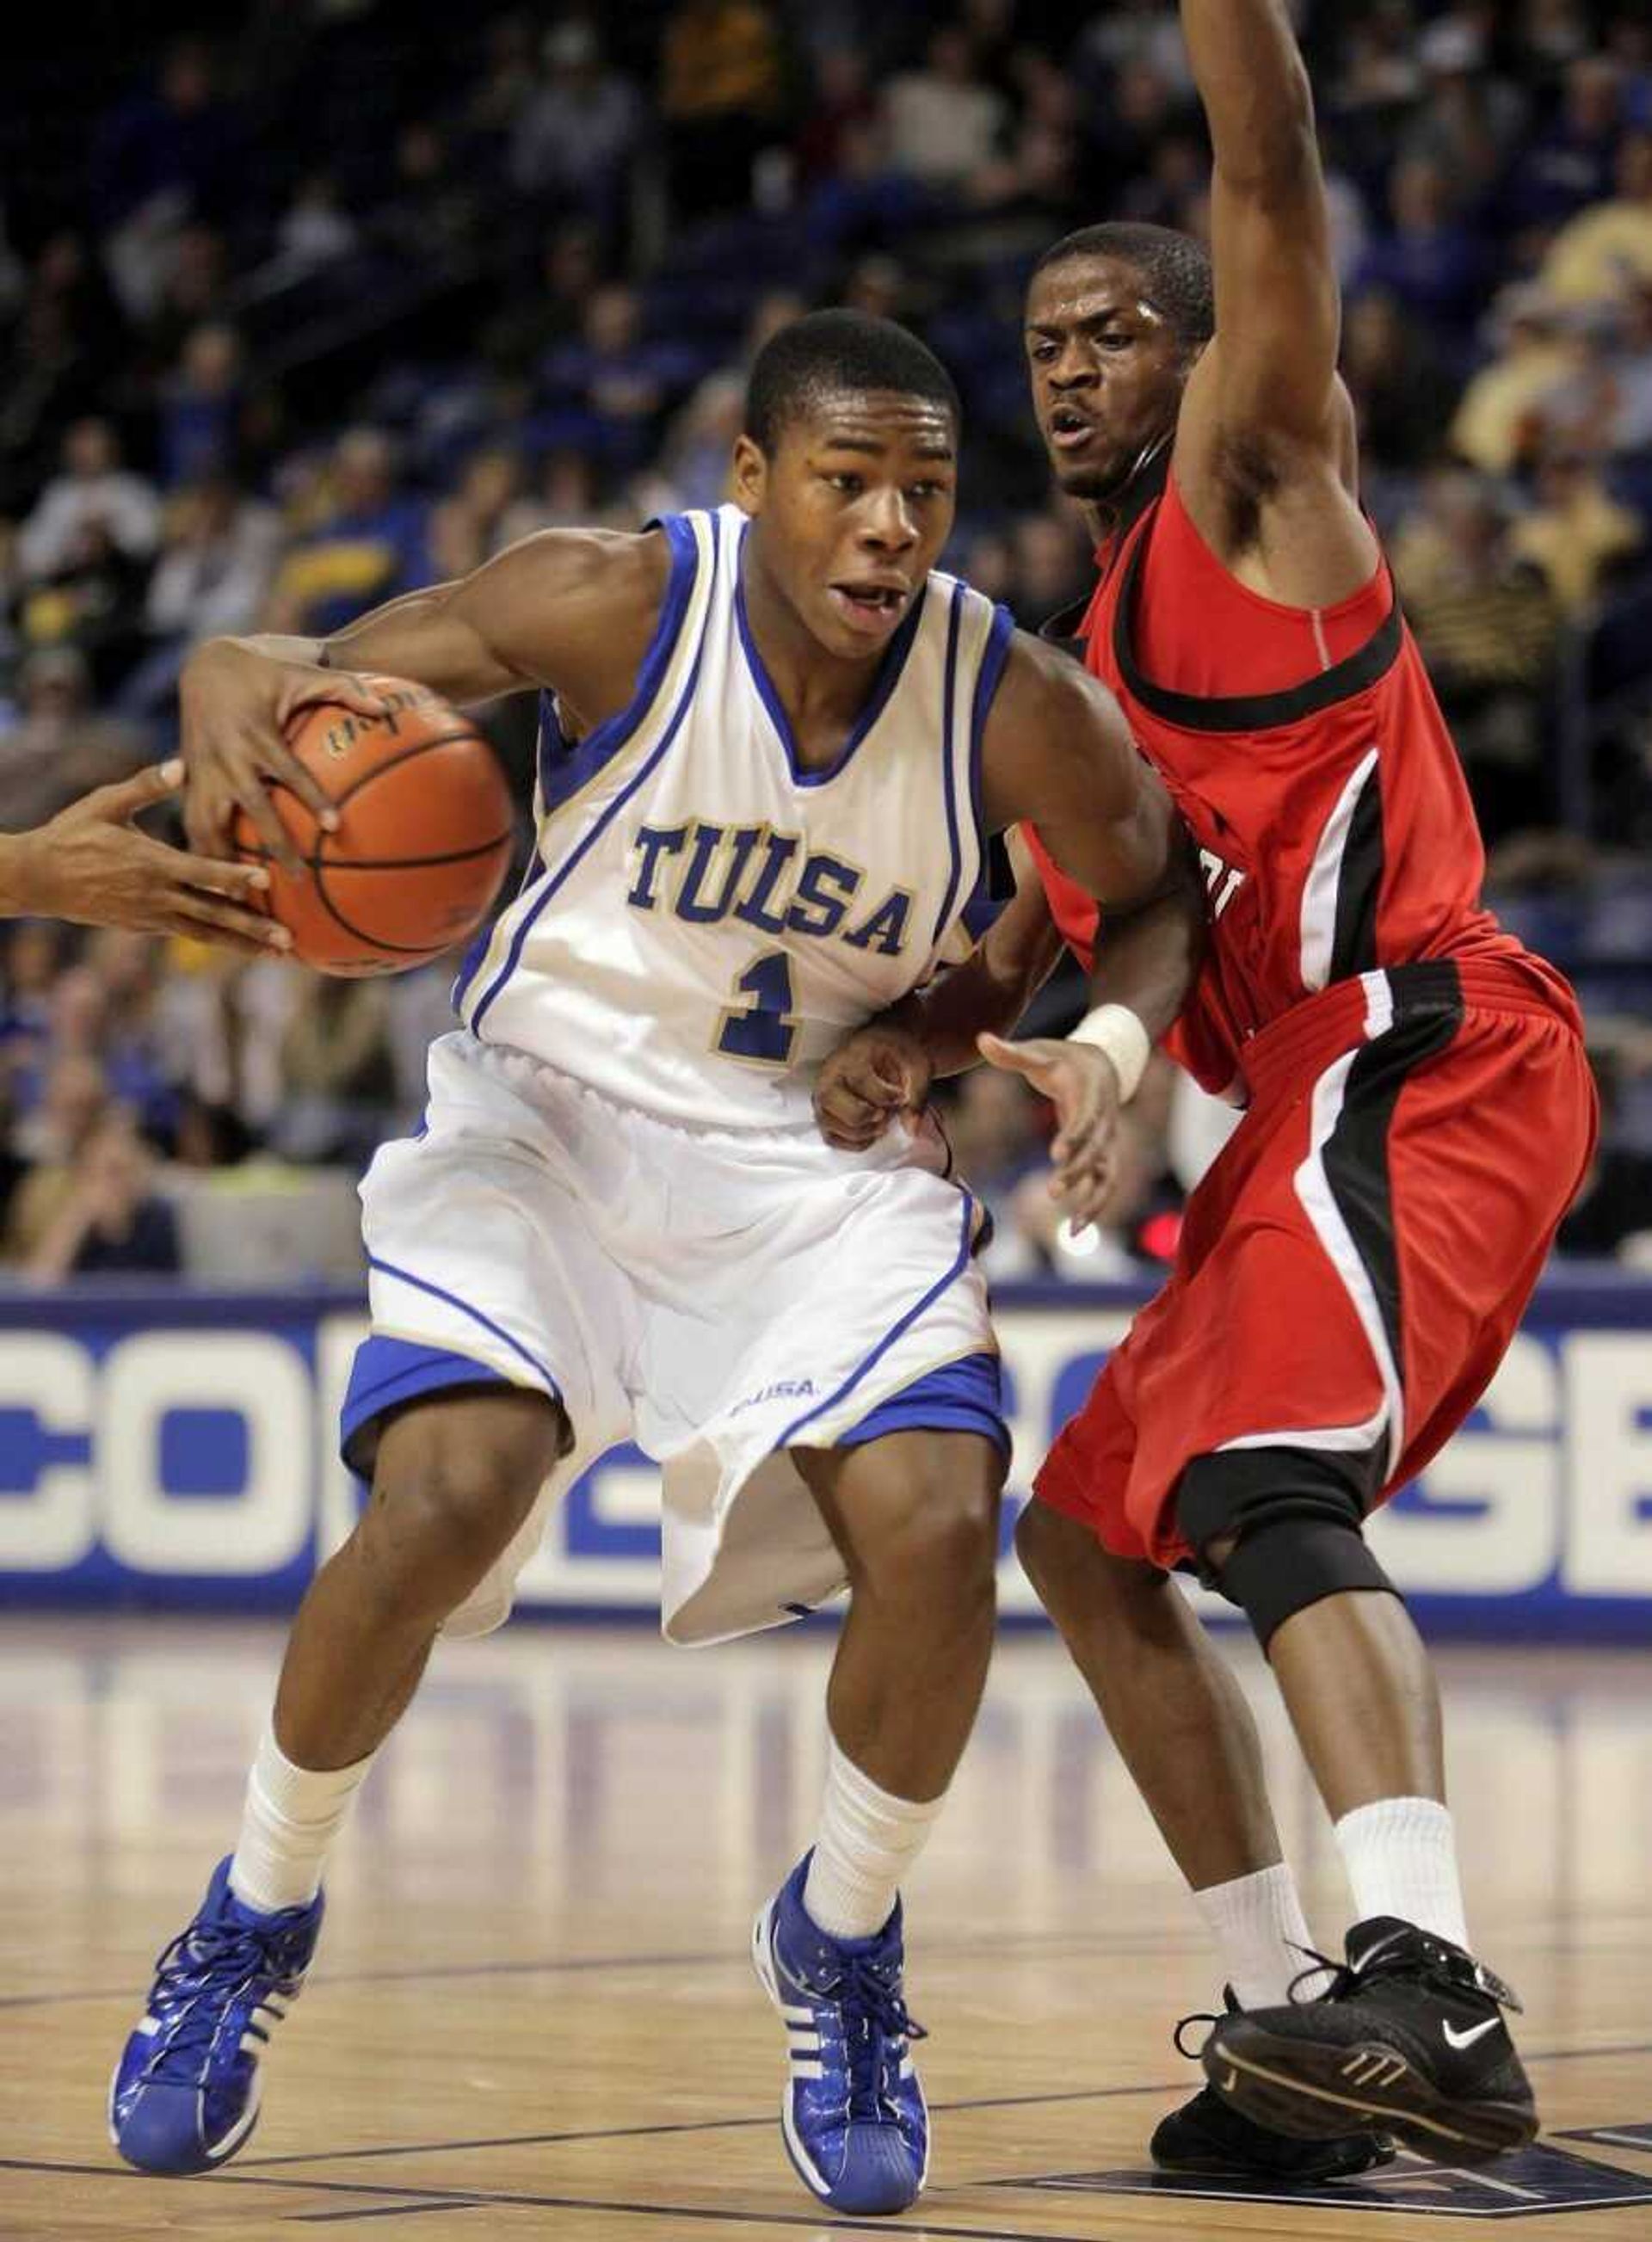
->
<box><xmin>111</xmin><ymin>312</ymin><xmax>1203</xmax><ymax>2216</ymax></box>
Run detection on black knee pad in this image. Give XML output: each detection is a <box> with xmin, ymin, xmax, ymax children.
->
<box><xmin>1174</xmin><ymin>1445</ymin><xmax>1397</xmax><ymax>1651</ymax></box>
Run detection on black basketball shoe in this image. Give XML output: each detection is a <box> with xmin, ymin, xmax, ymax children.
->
<box><xmin>1202</xmin><ymin>1918</ymin><xmax>1537</xmax><ymax>2165</ymax></box>
<box><xmin>1154</xmin><ymin>1989</ymin><xmax>1394</xmax><ymax>2180</ymax></box>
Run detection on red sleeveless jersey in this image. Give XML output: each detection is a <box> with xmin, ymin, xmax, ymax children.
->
<box><xmin>1024</xmin><ymin>471</ymin><xmax>1577</xmax><ymax>1098</ymax></box>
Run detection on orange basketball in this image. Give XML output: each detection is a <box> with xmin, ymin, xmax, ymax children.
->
<box><xmin>231</xmin><ymin>678</ymin><xmax>515</xmax><ymax>976</ymax></box>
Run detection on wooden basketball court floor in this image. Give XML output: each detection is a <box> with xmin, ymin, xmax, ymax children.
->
<box><xmin>4</xmin><ymin>1612</ymin><xmax>1651</xmax><ymax>2241</ymax></box>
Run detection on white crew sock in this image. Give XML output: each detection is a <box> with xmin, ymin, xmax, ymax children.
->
<box><xmin>1334</xmin><ymin>1795</ymin><xmax>1470</xmax><ymax>1950</ymax></box>
<box><xmin>228</xmin><ymin>1725</ymin><xmax>375</xmax><ymax>1914</ymax></box>
<box><xmin>802</xmin><ymin>1735</ymin><xmax>945</xmax><ymax>1941</ymax></box>
<box><xmin>1191</xmin><ymin>1861</ymin><xmax>1319</xmax><ymax>2011</ymax></box>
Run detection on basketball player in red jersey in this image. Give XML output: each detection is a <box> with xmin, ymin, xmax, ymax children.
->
<box><xmin>817</xmin><ymin>0</ymin><xmax>1596</xmax><ymax>2176</ymax></box>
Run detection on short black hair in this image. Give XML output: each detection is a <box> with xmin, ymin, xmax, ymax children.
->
<box><xmin>1033</xmin><ymin>223</ymin><xmax>1215</xmax><ymax>355</ymax></box>
<box><xmin>743</xmin><ymin>309</ymin><xmax>961</xmax><ymax>454</ymax></box>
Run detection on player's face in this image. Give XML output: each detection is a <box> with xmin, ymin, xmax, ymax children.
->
<box><xmin>1025</xmin><ymin>255</ymin><xmax>1187</xmax><ymax>503</ymax></box>
<box><xmin>736</xmin><ymin>391</ymin><xmax>958</xmax><ymax>661</ymax></box>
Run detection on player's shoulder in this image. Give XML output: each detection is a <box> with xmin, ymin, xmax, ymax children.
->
<box><xmin>496</xmin><ymin>521</ymin><xmax>678</xmax><ymax>617</ymax></box>
<box><xmin>976</xmin><ymin>619</ymin><xmax>1139</xmax><ymax>831</ymax></box>
<box><xmin>990</xmin><ymin>619</ymin><xmax>1129</xmax><ymax>741</ymax></box>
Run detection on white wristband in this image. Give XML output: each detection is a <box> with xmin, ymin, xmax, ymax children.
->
<box><xmin>1069</xmin><ymin>1003</ymin><xmax>1151</xmax><ymax>1101</ymax></box>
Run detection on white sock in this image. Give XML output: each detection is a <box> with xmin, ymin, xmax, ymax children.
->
<box><xmin>802</xmin><ymin>1735</ymin><xmax>945</xmax><ymax>1941</ymax></box>
<box><xmin>228</xmin><ymin>1725</ymin><xmax>375</xmax><ymax>1913</ymax></box>
<box><xmin>1191</xmin><ymin>1862</ymin><xmax>1318</xmax><ymax>2011</ymax></box>
<box><xmin>1334</xmin><ymin>1795</ymin><xmax>1470</xmax><ymax>1949</ymax></box>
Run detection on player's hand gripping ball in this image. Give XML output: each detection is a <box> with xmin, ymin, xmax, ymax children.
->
<box><xmin>229</xmin><ymin>678</ymin><xmax>514</xmax><ymax>975</ymax></box>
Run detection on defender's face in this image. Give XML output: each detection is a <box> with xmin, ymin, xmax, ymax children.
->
<box><xmin>736</xmin><ymin>391</ymin><xmax>958</xmax><ymax>659</ymax></box>
<box><xmin>1025</xmin><ymin>255</ymin><xmax>1187</xmax><ymax>503</ymax></box>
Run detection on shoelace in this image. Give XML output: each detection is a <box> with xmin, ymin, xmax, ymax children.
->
<box><xmin>1285</xmin><ymin>1937</ymin><xmax>1522</xmax><ymax>2017</ymax></box>
<box><xmin>139</xmin><ymin>1921</ymin><xmax>303</xmax><ymax>2083</ymax></box>
<box><xmin>1171</xmin><ymin>2006</ymin><xmax>1222</xmax><ymax>2060</ymax></box>
<box><xmin>827</xmin><ymin>1953</ymin><xmax>929</xmax><ymax>2124</ymax></box>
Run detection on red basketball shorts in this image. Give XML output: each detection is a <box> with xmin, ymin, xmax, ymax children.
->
<box><xmin>1033</xmin><ymin>958</ymin><xmax>1598</xmax><ymax>1570</ymax></box>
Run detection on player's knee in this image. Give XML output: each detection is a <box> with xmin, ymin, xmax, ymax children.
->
<box><xmin>1014</xmin><ymin>1498</ymin><xmax>1093</xmax><ymax>1614</ymax></box>
<box><xmin>1173</xmin><ymin>1447</ymin><xmax>1397</xmax><ymax>1654</ymax></box>
<box><xmin>860</xmin><ymin>1457</ymin><xmax>1002</xmax><ymax>1609</ymax></box>
<box><xmin>361</xmin><ymin>1394</ymin><xmax>565</xmax><ymax>1610</ymax></box>
<box><xmin>1015</xmin><ymin>1499</ymin><xmax>1164</xmax><ymax>1625</ymax></box>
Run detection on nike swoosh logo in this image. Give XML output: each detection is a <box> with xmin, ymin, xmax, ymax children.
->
<box><xmin>1348</xmin><ymin>1933</ymin><xmax>1407</xmax><ymax>1974</ymax></box>
<box><xmin>1442</xmin><ymin>2016</ymin><xmax>1501</xmax><ymax>2050</ymax></box>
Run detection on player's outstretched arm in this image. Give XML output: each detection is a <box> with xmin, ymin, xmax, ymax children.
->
<box><xmin>814</xmin><ymin>829</ymin><xmax>1066</xmax><ymax>1152</ymax></box>
<box><xmin>178</xmin><ymin>527</ymin><xmax>671</xmax><ymax>862</ymax></box>
<box><xmin>971</xmin><ymin>635</ymin><xmax>1205</xmax><ymax>1222</ymax></box>
<box><xmin>1176</xmin><ymin>0</ymin><xmax>1342</xmax><ymax>458</ymax></box>
<box><xmin>0</xmin><ymin>762</ymin><xmax>290</xmax><ymax>953</ymax></box>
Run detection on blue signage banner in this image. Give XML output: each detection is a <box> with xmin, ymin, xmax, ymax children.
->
<box><xmin>1</xmin><ymin>1278</ymin><xmax>1649</xmax><ymax>1640</ymax></box>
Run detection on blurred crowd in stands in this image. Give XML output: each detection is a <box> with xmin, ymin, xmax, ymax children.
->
<box><xmin>1</xmin><ymin>0</ymin><xmax>1650</xmax><ymax>1283</ymax></box>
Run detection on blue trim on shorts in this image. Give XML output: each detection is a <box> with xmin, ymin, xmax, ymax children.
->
<box><xmin>340</xmin><ymin>1336</ymin><xmax>517</xmax><ymax>1465</ymax></box>
<box><xmin>775</xmin><ymin>1193</ymin><xmax>978</xmax><ymax>1450</ymax></box>
<box><xmin>367</xmin><ymin>1253</ymin><xmax>559</xmax><ymax>1389</ymax></box>
<box><xmin>465</xmin><ymin>514</ymin><xmax>715</xmax><ymax>1033</ymax></box>
<box><xmin>929</xmin><ymin>581</ymin><xmax>968</xmax><ymax>945</ymax></box>
<box><xmin>837</xmin><ymin>1350</ymin><xmax>1008</xmax><ymax>1455</ymax></box>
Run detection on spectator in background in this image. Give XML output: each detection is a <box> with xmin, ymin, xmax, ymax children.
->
<box><xmin>509</xmin><ymin>20</ymin><xmax>642</xmax><ymax>236</ymax></box>
<box><xmin>1452</xmin><ymin>284</ymin><xmax>1577</xmax><ymax>475</ymax></box>
<box><xmin>793</xmin><ymin>48</ymin><xmax>876</xmax><ymax>188</ymax></box>
<box><xmin>1008</xmin><ymin>513</ymin><xmax>1089</xmax><ymax>631</ymax></box>
<box><xmin>157</xmin><ymin>323</ymin><xmax>244</xmax><ymax>489</ymax></box>
<box><xmin>0</xmin><ymin>920</ymin><xmax>64</xmax><ymax>1065</ymax></box>
<box><xmin>264</xmin><ymin>428</ymin><xmax>428</xmax><ymax>639</ymax></box>
<box><xmin>642</xmin><ymin>372</ymin><xmax>743</xmax><ymax>515</ymax></box>
<box><xmin>0</xmin><ymin>234</ymin><xmax>126</xmax><ymax>510</ymax></box>
<box><xmin>143</xmin><ymin>476</ymin><xmax>280</xmax><ymax>650</ymax></box>
<box><xmin>3</xmin><ymin>1050</ymin><xmax>109</xmax><ymax>1263</ymax></box>
<box><xmin>145</xmin><ymin>224</ymin><xmax>231</xmax><ymax>376</ymax></box>
<box><xmin>92</xmin><ymin>38</ymin><xmax>240</xmax><ymax>324</ymax></box>
<box><xmin>1392</xmin><ymin>469</ymin><xmax>1563</xmax><ymax>841</ymax></box>
<box><xmin>17</xmin><ymin>419</ymin><xmax>160</xmax><ymax>586</ymax></box>
<box><xmin>268</xmin><ymin>974</ymin><xmax>397</xmax><ymax>1167</ymax></box>
<box><xmin>1541</xmin><ymin>128</ymin><xmax>1652</xmax><ymax>305</ymax></box>
<box><xmin>22</xmin><ymin>1107</ymin><xmax>181</xmax><ymax>1281</ymax></box>
<box><xmin>1512</xmin><ymin>447</ymin><xmax>1644</xmax><ymax>614</ymax></box>
<box><xmin>1399</xmin><ymin>18</ymin><xmax>1528</xmax><ymax>215</ymax></box>
<box><xmin>538</xmin><ymin>285</ymin><xmax>700</xmax><ymax>477</ymax></box>
<box><xmin>495</xmin><ymin>447</ymin><xmax>620</xmax><ymax>545</ymax></box>
<box><xmin>1507</xmin><ymin>53</ymin><xmax>1624</xmax><ymax>238</ymax></box>
<box><xmin>1341</xmin><ymin>290</ymin><xmax>1458</xmax><ymax>477</ymax></box>
<box><xmin>658</xmin><ymin>0</ymin><xmax>787</xmax><ymax>220</ymax></box>
<box><xmin>1353</xmin><ymin>157</ymin><xmax>1489</xmax><ymax>360</ymax></box>
<box><xmin>373</xmin><ymin>121</ymin><xmax>485</xmax><ymax>270</ymax></box>
<box><xmin>0</xmin><ymin>649</ymin><xmax>151</xmax><ymax>832</ymax></box>
<box><xmin>881</xmin><ymin>24</ymin><xmax>1008</xmax><ymax>188</ymax></box>
<box><xmin>482</xmin><ymin>220</ymin><xmax>605</xmax><ymax>386</ymax></box>
<box><xmin>274</xmin><ymin>173</ymin><xmax>362</xmax><ymax>279</ymax></box>
<box><xmin>85</xmin><ymin>929</ymin><xmax>180</xmax><ymax>1143</ymax></box>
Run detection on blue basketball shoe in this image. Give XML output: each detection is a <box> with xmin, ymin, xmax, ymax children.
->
<box><xmin>110</xmin><ymin>1857</ymin><xmax>324</xmax><ymax>2174</ymax></box>
<box><xmin>751</xmin><ymin>1852</ymin><xmax>928</xmax><ymax>2215</ymax></box>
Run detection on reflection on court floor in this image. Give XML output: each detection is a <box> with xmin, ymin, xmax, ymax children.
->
<box><xmin>3</xmin><ymin>1617</ymin><xmax>1650</xmax><ymax>2240</ymax></box>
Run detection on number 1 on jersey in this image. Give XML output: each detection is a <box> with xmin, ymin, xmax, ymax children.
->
<box><xmin>718</xmin><ymin>951</ymin><xmax>798</xmax><ymax>1066</ymax></box>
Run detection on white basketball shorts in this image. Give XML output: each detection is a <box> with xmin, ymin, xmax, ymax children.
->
<box><xmin>342</xmin><ymin>1032</ymin><xmax>1006</xmax><ymax>1646</ymax></box>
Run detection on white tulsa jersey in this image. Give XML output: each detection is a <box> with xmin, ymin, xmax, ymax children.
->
<box><xmin>453</xmin><ymin>504</ymin><xmax>1014</xmax><ymax>1130</ymax></box>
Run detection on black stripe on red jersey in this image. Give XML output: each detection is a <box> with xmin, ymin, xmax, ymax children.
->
<box><xmin>1112</xmin><ymin>509</ymin><xmax>1405</xmax><ymax>734</ymax></box>
<box><xmin>1320</xmin><ymin>963</ymin><xmax>1465</xmax><ymax>1429</ymax></box>
<box><xmin>1330</xmin><ymin>756</ymin><xmax>1385</xmax><ymax>983</ymax></box>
